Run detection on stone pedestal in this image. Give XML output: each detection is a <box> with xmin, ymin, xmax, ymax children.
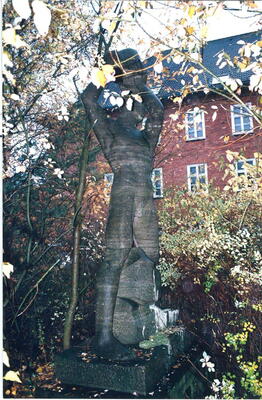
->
<box><xmin>55</xmin><ymin>327</ymin><xmax>195</xmax><ymax>396</ymax></box>
<box><xmin>54</xmin><ymin>345</ymin><xmax>169</xmax><ymax>396</ymax></box>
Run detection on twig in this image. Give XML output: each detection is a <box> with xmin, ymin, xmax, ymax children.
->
<box><xmin>186</xmin><ymin>356</ymin><xmax>212</xmax><ymax>384</ymax></box>
<box><xmin>239</xmin><ymin>199</ymin><xmax>252</xmax><ymax>229</ymax></box>
<box><xmin>12</xmin><ymin>259</ymin><xmax>60</xmax><ymax>323</ymax></box>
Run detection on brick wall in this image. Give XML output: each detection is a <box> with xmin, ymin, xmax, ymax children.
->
<box><xmin>154</xmin><ymin>91</ymin><xmax>261</xmax><ymax>191</ymax></box>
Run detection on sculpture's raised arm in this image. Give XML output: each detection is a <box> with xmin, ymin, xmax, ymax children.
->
<box><xmin>81</xmin><ymin>83</ymin><xmax>113</xmax><ymax>158</ymax></box>
<box><xmin>120</xmin><ymin>65</ymin><xmax>164</xmax><ymax>153</ymax></box>
<box><xmin>137</xmin><ymin>84</ymin><xmax>164</xmax><ymax>152</ymax></box>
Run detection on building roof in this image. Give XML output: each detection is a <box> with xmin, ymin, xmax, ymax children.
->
<box><xmin>143</xmin><ymin>31</ymin><xmax>261</xmax><ymax>99</ymax></box>
<box><xmin>98</xmin><ymin>31</ymin><xmax>261</xmax><ymax>108</ymax></box>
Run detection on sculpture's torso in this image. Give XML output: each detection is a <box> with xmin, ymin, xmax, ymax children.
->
<box><xmin>106</xmin><ymin>121</ymin><xmax>153</xmax><ymax>190</ymax></box>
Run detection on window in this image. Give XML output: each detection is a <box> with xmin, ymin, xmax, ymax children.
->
<box><xmin>187</xmin><ymin>163</ymin><xmax>208</xmax><ymax>192</ymax></box>
<box><xmin>185</xmin><ymin>109</ymin><xmax>205</xmax><ymax>140</ymax></box>
<box><xmin>104</xmin><ymin>173</ymin><xmax>114</xmax><ymax>196</ymax></box>
<box><xmin>152</xmin><ymin>168</ymin><xmax>163</xmax><ymax>198</ymax></box>
<box><xmin>231</xmin><ymin>104</ymin><xmax>253</xmax><ymax>135</ymax></box>
<box><xmin>236</xmin><ymin>159</ymin><xmax>255</xmax><ymax>176</ymax></box>
<box><xmin>104</xmin><ymin>170</ymin><xmax>164</xmax><ymax>198</ymax></box>
<box><xmin>104</xmin><ymin>173</ymin><xmax>114</xmax><ymax>185</ymax></box>
<box><xmin>235</xmin><ymin>158</ymin><xmax>257</xmax><ymax>190</ymax></box>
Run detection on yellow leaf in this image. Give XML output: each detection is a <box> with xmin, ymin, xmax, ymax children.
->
<box><xmin>101</xmin><ymin>64</ymin><xmax>115</xmax><ymax>75</ymax></box>
<box><xmin>188</xmin><ymin>6</ymin><xmax>196</xmax><ymax>18</ymax></box>
<box><xmin>246</xmin><ymin>0</ymin><xmax>258</xmax><ymax>8</ymax></box>
<box><xmin>226</xmin><ymin>152</ymin><xmax>234</xmax><ymax>162</ymax></box>
<box><xmin>3</xmin><ymin>262</ymin><xmax>14</xmax><ymax>279</ymax></box>
<box><xmin>3</xmin><ymin>51</ymin><xmax>13</xmax><ymax>68</ymax></box>
<box><xmin>138</xmin><ymin>1</ymin><xmax>147</xmax><ymax>7</ymax></box>
<box><xmin>2</xmin><ymin>28</ymin><xmax>29</xmax><ymax>49</ymax></box>
<box><xmin>132</xmin><ymin>94</ymin><xmax>143</xmax><ymax>103</ymax></box>
<box><xmin>108</xmin><ymin>21</ymin><xmax>116</xmax><ymax>34</ymax></box>
<box><xmin>3</xmin><ymin>370</ymin><xmax>22</xmax><ymax>383</ymax></box>
<box><xmin>91</xmin><ymin>68</ymin><xmax>107</xmax><ymax>88</ymax></box>
<box><xmin>2</xmin><ymin>28</ymin><xmax>16</xmax><ymax>45</ymax></box>
<box><xmin>224</xmin><ymin>136</ymin><xmax>230</xmax><ymax>144</ymax></box>
<box><xmin>3</xmin><ymin>350</ymin><xmax>10</xmax><ymax>367</ymax></box>
<box><xmin>256</xmin><ymin>41</ymin><xmax>262</xmax><ymax>48</ymax></box>
<box><xmin>185</xmin><ymin>26</ymin><xmax>194</xmax><ymax>35</ymax></box>
<box><xmin>238</xmin><ymin>60</ymin><xmax>248</xmax><ymax>71</ymax></box>
<box><xmin>36</xmin><ymin>366</ymin><xmax>43</xmax><ymax>373</ymax></box>
<box><xmin>200</xmin><ymin>25</ymin><xmax>208</xmax><ymax>39</ymax></box>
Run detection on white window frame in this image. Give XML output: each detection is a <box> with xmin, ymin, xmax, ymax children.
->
<box><xmin>185</xmin><ymin>109</ymin><xmax>206</xmax><ymax>141</ymax></box>
<box><xmin>231</xmin><ymin>103</ymin><xmax>253</xmax><ymax>135</ymax></box>
<box><xmin>235</xmin><ymin>158</ymin><xmax>257</xmax><ymax>191</ymax></box>
<box><xmin>235</xmin><ymin>158</ymin><xmax>255</xmax><ymax>176</ymax></box>
<box><xmin>187</xmin><ymin>163</ymin><xmax>208</xmax><ymax>192</ymax></box>
<box><xmin>152</xmin><ymin>168</ymin><xmax>163</xmax><ymax>198</ymax></box>
<box><xmin>104</xmin><ymin>173</ymin><xmax>114</xmax><ymax>185</ymax></box>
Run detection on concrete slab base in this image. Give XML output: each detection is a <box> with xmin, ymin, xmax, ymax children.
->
<box><xmin>54</xmin><ymin>327</ymin><xmax>195</xmax><ymax>396</ymax></box>
<box><xmin>54</xmin><ymin>345</ymin><xmax>170</xmax><ymax>396</ymax></box>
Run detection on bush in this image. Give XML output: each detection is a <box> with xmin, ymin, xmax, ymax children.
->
<box><xmin>157</xmin><ymin>152</ymin><xmax>262</xmax><ymax>398</ymax></box>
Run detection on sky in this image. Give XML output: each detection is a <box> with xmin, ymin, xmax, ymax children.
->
<box><xmin>139</xmin><ymin>1</ymin><xmax>261</xmax><ymax>42</ymax></box>
<box><xmin>206</xmin><ymin>1</ymin><xmax>262</xmax><ymax>40</ymax></box>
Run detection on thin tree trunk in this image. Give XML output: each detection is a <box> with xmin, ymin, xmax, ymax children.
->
<box><xmin>63</xmin><ymin>123</ymin><xmax>90</xmax><ymax>350</ymax></box>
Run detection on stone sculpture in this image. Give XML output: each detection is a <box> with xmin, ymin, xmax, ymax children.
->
<box><xmin>81</xmin><ymin>49</ymin><xmax>164</xmax><ymax>360</ymax></box>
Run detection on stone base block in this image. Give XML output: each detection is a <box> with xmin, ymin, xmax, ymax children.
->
<box><xmin>54</xmin><ymin>345</ymin><xmax>169</xmax><ymax>396</ymax></box>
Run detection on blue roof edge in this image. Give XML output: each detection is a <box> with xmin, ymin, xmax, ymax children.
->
<box><xmin>144</xmin><ymin>31</ymin><xmax>261</xmax><ymax>100</ymax></box>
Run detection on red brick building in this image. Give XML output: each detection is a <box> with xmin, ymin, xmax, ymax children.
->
<box><xmin>100</xmin><ymin>31</ymin><xmax>261</xmax><ymax>198</ymax></box>
<box><xmin>147</xmin><ymin>31</ymin><xmax>262</xmax><ymax>197</ymax></box>
<box><xmin>153</xmin><ymin>90</ymin><xmax>260</xmax><ymax>195</ymax></box>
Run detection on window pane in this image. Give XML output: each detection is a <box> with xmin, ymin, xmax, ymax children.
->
<box><xmin>237</xmin><ymin>161</ymin><xmax>244</xmax><ymax>170</ymax></box>
<box><xmin>190</xmin><ymin>182</ymin><xmax>196</xmax><ymax>191</ymax></box>
<box><xmin>199</xmin><ymin>176</ymin><xmax>206</xmax><ymax>184</ymax></box>
<box><xmin>105</xmin><ymin>173</ymin><xmax>114</xmax><ymax>184</ymax></box>
<box><xmin>194</xmin><ymin>113</ymin><xmax>201</xmax><ymax>124</ymax></box>
<box><xmin>243</xmin><ymin>116</ymin><xmax>251</xmax><ymax>130</ymax></box>
<box><xmin>190</xmin><ymin>176</ymin><xmax>197</xmax><ymax>185</ymax></box>
<box><xmin>187</xmin><ymin>113</ymin><xmax>194</xmax><ymax>122</ymax></box>
<box><xmin>234</xmin><ymin>116</ymin><xmax>242</xmax><ymax>131</ymax></box>
<box><xmin>197</xmin><ymin>128</ymin><xmax>203</xmax><ymax>138</ymax></box>
<box><xmin>155</xmin><ymin>180</ymin><xmax>161</xmax><ymax>188</ymax></box>
<box><xmin>233</xmin><ymin>106</ymin><xmax>241</xmax><ymax>115</ymax></box>
<box><xmin>247</xmin><ymin>159</ymin><xmax>254</xmax><ymax>166</ymax></box>
<box><xmin>153</xmin><ymin>169</ymin><xmax>160</xmax><ymax>178</ymax></box>
<box><xmin>190</xmin><ymin>166</ymin><xmax>197</xmax><ymax>175</ymax></box>
<box><xmin>198</xmin><ymin>164</ymin><xmax>205</xmax><ymax>174</ymax></box>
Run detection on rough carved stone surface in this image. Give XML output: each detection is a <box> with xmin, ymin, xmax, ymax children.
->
<box><xmin>55</xmin><ymin>346</ymin><xmax>169</xmax><ymax>395</ymax></box>
<box><xmin>81</xmin><ymin>48</ymin><xmax>164</xmax><ymax>359</ymax></box>
<box><xmin>113</xmin><ymin>300</ymin><xmax>156</xmax><ymax>344</ymax></box>
<box><xmin>117</xmin><ymin>248</ymin><xmax>155</xmax><ymax>304</ymax></box>
<box><xmin>55</xmin><ymin>328</ymin><xmax>195</xmax><ymax>395</ymax></box>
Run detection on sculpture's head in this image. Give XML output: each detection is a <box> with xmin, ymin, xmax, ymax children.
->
<box><xmin>104</xmin><ymin>48</ymin><xmax>147</xmax><ymax>86</ymax></box>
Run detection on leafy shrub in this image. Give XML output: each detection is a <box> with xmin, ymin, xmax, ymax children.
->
<box><xmin>157</xmin><ymin>152</ymin><xmax>262</xmax><ymax>398</ymax></box>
